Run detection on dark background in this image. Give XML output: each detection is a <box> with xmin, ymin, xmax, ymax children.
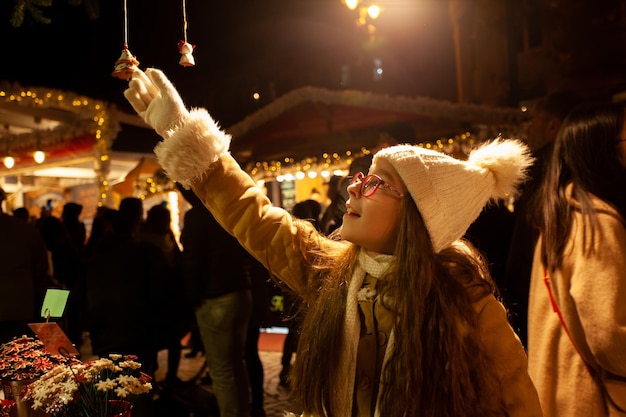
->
<box><xmin>0</xmin><ymin>0</ymin><xmax>457</xmax><ymax>129</ymax></box>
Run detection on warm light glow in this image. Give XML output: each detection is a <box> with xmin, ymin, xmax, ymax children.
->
<box><xmin>33</xmin><ymin>150</ymin><xmax>45</xmax><ymax>164</ymax></box>
<box><xmin>307</xmin><ymin>171</ymin><xmax>318</xmax><ymax>179</ymax></box>
<box><xmin>3</xmin><ymin>156</ymin><xmax>15</xmax><ymax>169</ymax></box>
<box><xmin>295</xmin><ymin>171</ymin><xmax>305</xmax><ymax>180</ymax></box>
<box><xmin>168</xmin><ymin>191</ymin><xmax>181</xmax><ymax>249</ymax></box>
<box><xmin>367</xmin><ymin>4</ymin><xmax>381</xmax><ymax>19</ymax></box>
<box><xmin>345</xmin><ymin>0</ymin><xmax>359</xmax><ymax>10</ymax></box>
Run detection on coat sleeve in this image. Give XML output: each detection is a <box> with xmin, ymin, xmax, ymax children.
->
<box><xmin>475</xmin><ymin>295</ymin><xmax>543</xmax><ymax>417</ymax></box>
<box><xmin>188</xmin><ymin>153</ymin><xmax>340</xmax><ymax>294</ymax></box>
<box><xmin>568</xmin><ymin>209</ymin><xmax>626</xmax><ymax>377</ymax></box>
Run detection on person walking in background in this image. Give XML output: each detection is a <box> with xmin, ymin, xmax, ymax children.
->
<box><xmin>82</xmin><ymin>198</ymin><xmax>167</xmax><ymax>375</ymax></box>
<box><xmin>136</xmin><ymin>203</ymin><xmax>194</xmax><ymax>387</ymax></box>
<box><xmin>61</xmin><ymin>202</ymin><xmax>86</xmax><ymax>257</ymax></box>
<box><xmin>245</xmin><ymin>261</ymin><xmax>271</xmax><ymax>417</ymax></box>
<box><xmin>178</xmin><ymin>186</ymin><xmax>255</xmax><ymax>417</ymax></box>
<box><xmin>60</xmin><ymin>202</ymin><xmax>87</xmax><ymax>341</ymax></box>
<box><xmin>125</xmin><ymin>68</ymin><xmax>542</xmax><ymax>417</ymax></box>
<box><xmin>12</xmin><ymin>207</ymin><xmax>31</xmax><ymax>223</ymax></box>
<box><xmin>319</xmin><ymin>175</ymin><xmax>348</xmax><ymax>235</ymax></box>
<box><xmin>0</xmin><ymin>187</ymin><xmax>50</xmax><ymax>344</ymax></box>
<box><xmin>39</xmin><ymin>214</ymin><xmax>84</xmax><ymax>346</ymax></box>
<box><xmin>85</xmin><ymin>206</ymin><xmax>117</xmax><ymax>259</ymax></box>
<box><xmin>527</xmin><ymin>102</ymin><xmax>626</xmax><ymax>416</ymax></box>
<box><xmin>504</xmin><ymin>91</ymin><xmax>584</xmax><ymax>347</ymax></box>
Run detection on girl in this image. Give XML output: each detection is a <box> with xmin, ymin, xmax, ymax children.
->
<box><xmin>528</xmin><ymin>102</ymin><xmax>626</xmax><ymax>416</ymax></box>
<box><xmin>124</xmin><ymin>68</ymin><xmax>542</xmax><ymax>417</ymax></box>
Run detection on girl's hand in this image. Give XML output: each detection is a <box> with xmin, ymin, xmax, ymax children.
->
<box><xmin>124</xmin><ymin>68</ymin><xmax>190</xmax><ymax>137</ymax></box>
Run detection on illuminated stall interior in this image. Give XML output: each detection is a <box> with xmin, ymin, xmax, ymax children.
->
<box><xmin>0</xmin><ymin>80</ymin><xmax>527</xmax><ymax>236</ymax></box>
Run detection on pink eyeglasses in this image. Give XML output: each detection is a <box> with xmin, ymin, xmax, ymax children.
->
<box><xmin>349</xmin><ymin>172</ymin><xmax>405</xmax><ymax>198</ymax></box>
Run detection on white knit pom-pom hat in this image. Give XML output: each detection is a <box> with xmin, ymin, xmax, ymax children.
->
<box><xmin>373</xmin><ymin>139</ymin><xmax>534</xmax><ymax>253</ymax></box>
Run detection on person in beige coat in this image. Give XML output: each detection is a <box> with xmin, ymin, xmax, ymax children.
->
<box><xmin>528</xmin><ymin>101</ymin><xmax>626</xmax><ymax>417</ymax></box>
<box><xmin>124</xmin><ymin>68</ymin><xmax>542</xmax><ymax>417</ymax></box>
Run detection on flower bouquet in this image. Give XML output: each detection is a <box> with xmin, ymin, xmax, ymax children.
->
<box><xmin>1</xmin><ymin>335</ymin><xmax>75</xmax><ymax>417</ymax></box>
<box><xmin>0</xmin><ymin>336</ymin><xmax>70</xmax><ymax>381</ymax></box>
<box><xmin>23</xmin><ymin>354</ymin><xmax>152</xmax><ymax>417</ymax></box>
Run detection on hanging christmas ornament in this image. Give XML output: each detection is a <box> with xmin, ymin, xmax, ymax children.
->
<box><xmin>112</xmin><ymin>44</ymin><xmax>140</xmax><ymax>80</ymax></box>
<box><xmin>178</xmin><ymin>0</ymin><xmax>196</xmax><ymax>67</ymax></box>
<box><xmin>178</xmin><ymin>40</ymin><xmax>195</xmax><ymax>67</ymax></box>
<box><xmin>112</xmin><ymin>0</ymin><xmax>140</xmax><ymax>80</ymax></box>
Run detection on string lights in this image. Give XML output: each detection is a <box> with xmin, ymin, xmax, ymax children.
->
<box><xmin>248</xmin><ymin>131</ymin><xmax>479</xmax><ymax>181</ymax></box>
<box><xmin>0</xmin><ymin>82</ymin><xmax>120</xmax><ymax>207</ymax></box>
<box><xmin>3</xmin><ymin>148</ymin><xmax>14</xmax><ymax>169</ymax></box>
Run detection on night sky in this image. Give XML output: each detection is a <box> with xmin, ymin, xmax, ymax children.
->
<box><xmin>0</xmin><ymin>0</ymin><xmax>457</xmax><ymax>129</ymax></box>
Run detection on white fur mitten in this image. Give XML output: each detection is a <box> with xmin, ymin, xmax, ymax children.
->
<box><xmin>124</xmin><ymin>68</ymin><xmax>231</xmax><ymax>187</ymax></box>
<box><xmin>124</xmin><ymin>68</ymin><xmax>189</xmax><ymax>137</ymax></box>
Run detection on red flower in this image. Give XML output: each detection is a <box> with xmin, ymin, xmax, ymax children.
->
<box><xmin>0</xmin><ymin>399</ymin><xmax>16</xmax><ymax>417</ymax></box>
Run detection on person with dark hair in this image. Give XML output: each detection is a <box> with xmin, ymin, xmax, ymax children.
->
<box><xmin>83</xmin><ymin>197</ymin><xmax>167</xmax><ymax>382</ymax></box>
<box><xmin>61</xmin><ymin>202</ymin><xmax>86</xmax><ymax>254</ymax></box>
<box><xmin>39</xmin><ymin>214</ymin><xmax>84</xmax><ymax>346</ymax></box>
<box><xmin>118</xmin><ymin>197</ymin><xmax>145</xmax><ymax>236</ymax></box>
<box><xmin>319</xmin><ymin>175</ymin><xmax>348</xmax><ymax>235</ymax></box>
<box><xmin>124</xmin><ymin>68</ymin><xmax>542</xmax><ymax>417</ymax></box>
<box><xmin>503</xmin><ymin>90</ymin><xmax>585</xmax><ymax>347</ymax></box>
<box><xmin>85</xmin><ymin>206</ymin><xmax>118</xmax><ymax>258</ymax></box>
<box><xmin>12</xmin><ymin>207</ymin><xmax>30</xmax><ymax>223</ymax></box>
<box><xmin>178</xmin><ymin>186</ymin><xmax>258</xmax><ymax>417</ymax></box>
<box><xmin>527</xmin><ymin>102</ymin><xmax>626</xmax><ymax>416</ymax></box>
<box><xmin>136</xmin><ymin>204</ymin><xmax>192</xmax><ymax>387</ymax></box>
<box><xmin>0</xmin><ymin>187</ymin><xmax>50</xmax><ymax>344</ymax></box>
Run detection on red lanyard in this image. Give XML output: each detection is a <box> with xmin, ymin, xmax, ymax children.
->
<box><xmin>543</xmin><ymin>268</ymin><xmax>626</xmax><ymax>413</ymax></box>
<box><xmin>543</xmin><ymin>270</ymin><xmax>588</xmax><ymax>361</ymax></box>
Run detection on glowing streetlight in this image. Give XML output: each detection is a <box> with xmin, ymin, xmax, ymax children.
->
<box><xmin>345</xmin><ymin>0</ymin><xmax>359</xmax><ymax>10</ymax></box>
<box><xmin>3</xmin><ymin>155</ymin><xmax>15</xmax><ymax>169</ymax></box>
<box><xmin>367</xmin><ymin>4</ymin><xmax>381</xmax><ymax>20</ymax></box>
<box><xmin>342</xmin><ymin>0</ymin><xmax>383</xmax><ymax>26</ymax></box>
<box><xmin>33</xmin><ymin>150</ymin><xmax>46</xmax><ymax>164</ymax></box>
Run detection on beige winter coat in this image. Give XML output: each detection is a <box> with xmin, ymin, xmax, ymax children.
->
<box><xmin>528</xmin><ymin>188</ymin><xmax>626</xmax><ymax>417</ymax></box>
<box><xmin>187</xmin><ymin>153</ymin><xmax>542</xmax><ymax>417</ymax></box>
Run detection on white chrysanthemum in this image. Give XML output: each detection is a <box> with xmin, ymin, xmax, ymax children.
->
<box><xmin>95</xmin><ymin>378</ymin><xmax>117</xmax><ymax>391</ymax></box>
<box><xmin>119</xmin><ymin>360</ymin><xmax>141</xmax><ymax>370</ymax></box>
<box><xmin>115</xmin><ymin>386</ymin><xmax>129</xmax><ymax>398</ymax></box>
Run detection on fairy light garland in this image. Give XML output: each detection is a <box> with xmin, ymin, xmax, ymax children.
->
<box><xmin>247</xmin><ymin>132</ymin><xmax>479</xmax><ymax>181</ymax></box>
<box><xmin>0</xmin><ymin>83</ymin><xmax>120</xmax><ymax>206</ymax></box>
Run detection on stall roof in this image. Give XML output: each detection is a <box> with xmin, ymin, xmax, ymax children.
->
<box><xmin>0</xmin><ymin>81</ymin><xmax>528</xmax><ymax>187</ymax></box>
<box><xmin>227</xmin><ymin>86</ymin><xmax>528</xmax><ymax>168</ymax></box>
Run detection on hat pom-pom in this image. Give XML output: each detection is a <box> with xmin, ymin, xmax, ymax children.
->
<box><xmin>468</xmin><ymin>139</ymin><xmax>534</xmax><ymax>200</ymax></box>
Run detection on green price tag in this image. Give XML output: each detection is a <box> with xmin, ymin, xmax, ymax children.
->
<box><xmin>41</xmin><ymin>289</ymin><xmax>70</xmax><ymax>318</ymax></box>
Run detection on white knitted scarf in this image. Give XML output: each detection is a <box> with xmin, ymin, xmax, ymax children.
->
<box><xmin>333</xmin><ymin>249</ymin><xmax>394</xmax><ymax>417</ymax></box>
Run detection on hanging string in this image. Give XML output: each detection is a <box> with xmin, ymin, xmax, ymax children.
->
<box><xmin>123</xmin><ymin>0</ymin><xmax>129</xmax><ymax>48</ymax></box>
<box><xmin>182</xmin><ymin>0</ymin><xmax>188</xmax><ymax>43</ymax></box>
<box><xmin>112</xmin><ymin>0</ymin><xmax>140</xmax><ymax>80</ymax></box>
